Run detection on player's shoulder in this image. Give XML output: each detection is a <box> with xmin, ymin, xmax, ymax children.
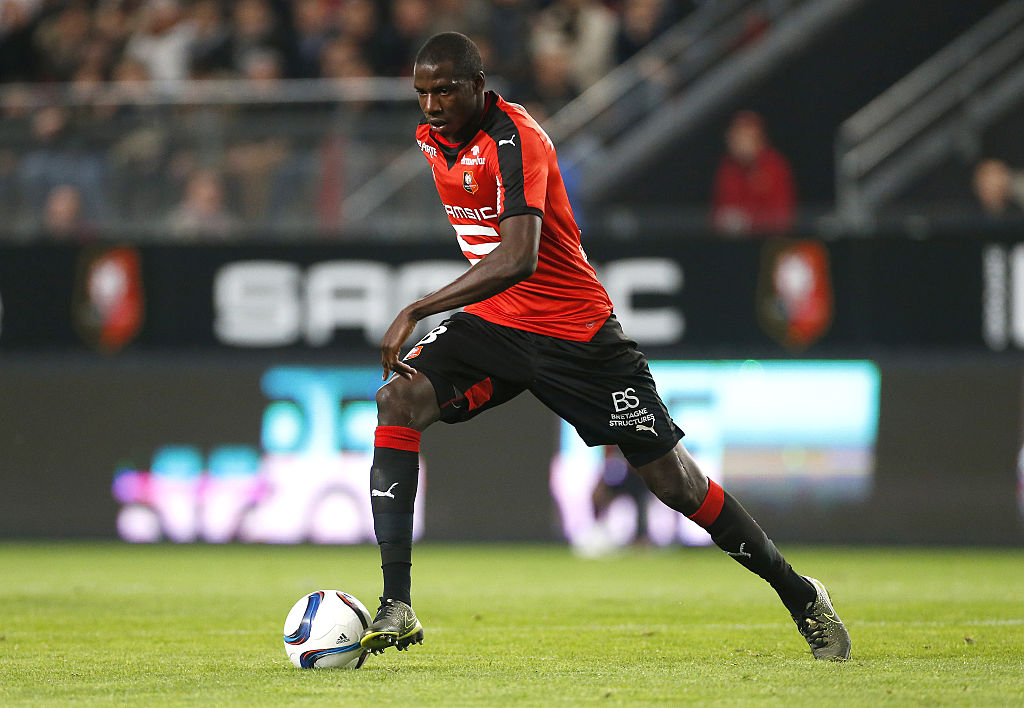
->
<box><xmin>481</xmin><ymin>92</ymin><xmax>552</xmax><ymax>151</ymax></box>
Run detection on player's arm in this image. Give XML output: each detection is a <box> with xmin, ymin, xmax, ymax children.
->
<box><xmin>380</xmin><ymin>213</ymin><xmax>541</xmax><ymax>379</ymax></box>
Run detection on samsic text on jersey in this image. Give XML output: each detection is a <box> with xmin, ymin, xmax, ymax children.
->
<box><xmin>416</xmin><ymin>91</ymin><xmax>612</xmax><ymax>341</ymax></box>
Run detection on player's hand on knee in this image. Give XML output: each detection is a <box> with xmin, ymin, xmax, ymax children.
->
<box><xmin>381</xmin><ymin>310</ymin><xmax>419</xmax><ymax>380</ymax></box>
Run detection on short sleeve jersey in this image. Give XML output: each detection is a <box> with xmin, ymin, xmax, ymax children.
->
<box><xmin>415</xmin><ymin>91</ymin><xmax>613</xmax><ymax>341</ymax></box>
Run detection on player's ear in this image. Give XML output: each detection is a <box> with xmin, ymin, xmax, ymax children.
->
<box><xmin>472</xmin><ymin>71</ymin><xmax>485</xmax><ymax>93</ymax></box>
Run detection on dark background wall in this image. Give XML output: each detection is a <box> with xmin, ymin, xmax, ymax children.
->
<box><xmin>1</xmin><ymin>238</ymin><xmax>1022</xmax><ymax>544</ymax></box>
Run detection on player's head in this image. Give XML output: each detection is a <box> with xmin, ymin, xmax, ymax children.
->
<box><xmin>413</xmin><ymin>32</ymin><xmax>486</xmax><ymax>143</ymax></box>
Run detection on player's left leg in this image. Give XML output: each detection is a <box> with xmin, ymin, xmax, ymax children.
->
<box><xmin>632</xmin><ymin>442</ymin><xmax>851</xmax><ymax>661</ymax></box>
<box><xmin>529</xmin><ymin>315</ymin><xmax>849</xmax><ymax>660</ymax></box>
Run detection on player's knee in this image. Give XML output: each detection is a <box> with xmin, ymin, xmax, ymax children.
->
<box><xmin>375</xmin><ymin>376</ymin><xmax>437</xmax><ymax>429</ymax></box>
<box><xmin>376</xmin><ymin>381</ymin><xmax>412</xmax><ymax>425</ymax></box>
<box><xmin>636</xmin><ymin>445</ymin><xmax>708</xmax><ymax>514</ymax></box>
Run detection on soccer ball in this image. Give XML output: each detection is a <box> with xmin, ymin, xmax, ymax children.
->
<box><xmin>283</xmin><ymin>590</ymin><xmax>372</xmax><ymax>669</ymax></box>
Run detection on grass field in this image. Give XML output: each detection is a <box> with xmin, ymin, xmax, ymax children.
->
<box><xmin>1</xmin><ymin>543</ymin><xmax>1022</xmax><ymax>706</ymax></box>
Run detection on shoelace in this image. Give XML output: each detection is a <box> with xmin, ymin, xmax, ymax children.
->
<box><xmin>375</xmin><ymin>600</ymin><xmax>404</xmax><ymax>623</ymax></box>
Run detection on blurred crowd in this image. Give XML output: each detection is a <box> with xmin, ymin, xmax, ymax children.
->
<box><xmin>0</xmin><ymin>0</ymin><xmax>694</xmax><ymax>241</ymax></box>
<box><xmin>2</xmin><ymin>1</ymin><xmax>1019</xmax><ymax>242</ymax></box>
<box><xmin>0</xmin><ymin>0</ymin><xmax>683</xmax><ymax>91</ymax></box>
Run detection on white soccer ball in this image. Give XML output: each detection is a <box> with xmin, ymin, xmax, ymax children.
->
<box><xmin>283</xmin><ymin>590</ymin><xmax>372</xmax><ymax>669</ymax></box>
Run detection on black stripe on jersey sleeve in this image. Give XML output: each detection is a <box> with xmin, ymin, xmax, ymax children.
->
<box><xmin>481</xmin><ymin>102</ymin><xmax>541</xmax><ymax>222</ymax></box>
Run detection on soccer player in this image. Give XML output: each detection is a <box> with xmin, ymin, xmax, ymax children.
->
<box><xmin>359</xmin><ymin>31</ymin><xmax>851</xmax><ymax>661</ymax></box>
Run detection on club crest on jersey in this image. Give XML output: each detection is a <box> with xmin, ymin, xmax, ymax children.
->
<box><xmin>463</xmin><ymin>170</ymin><xmax>479</xmax><ymax>194</ymax></box>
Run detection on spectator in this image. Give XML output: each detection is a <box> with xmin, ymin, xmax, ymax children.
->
<box><xmin>185</xmin><ymin>0</ymin><xmax>233</xmax><ymax>79</ymax></box>
<box><xmin>374</xmin><ymin>0</ymin><xmax>432</xmax><ymax>76</ymax></box>
<box><xmin>710</xmin><ymin>110</ymin><xmax>796</xmax><ymax>236</ymax></box>
<box><xmin>291</xmin><ymin>0</ymin><xmax>338</xmax><ymax>78</ymax></box>
<box><xmin>0</xmin><ymin>85</ymin><xmax>32</xmax><ymax>224</ymax></box>
<box><xmin>18</xmin><ymin>104</ymin><xmax>109</xmax><ymax>226</ymax></box>
<box><xmin>524</xmin><ymin>39</ymin><xmax>578</xmax><ymax>116</ymax></box>
<box><xmin>226</xmin><ymin>0</ymin><xmax>293</xmax><ymax>78</ymax></box>
<box><xmin>0</xmin><ymin>0</ymin><xmax>45</xmax><ymax>82</ymax></box>
<box><xmin>93</xmin><ymin>1</ymin><xmax>133</xmax><ymax>60</ymax></box>
<box><xmin>487</xmin><ymin>0</ymin><xmax>533</xmax><ymax>95</ymax></box>
<box><xmin>43</xmin><ymin>183</ymin><xmax>95</xmax><ymax>242</ymax></box>
<box><xmin>105</xmin><ymin>57</ymin><xmax>171</xmax><ymax>221</ymax></box>
<box><xmin>320</xmin><ymin>36</ymin><xmax>373</xmax><ymax>81</ymax></box>
<box><xmin>166</xmin><ymin>166</ymin><xmax>239</xmax><ymax>239</ymax></box>
<box><xmin>125</xmin><ymin>0</ymin><xmax>195</xmax><ymax>83</ymax></box>
<box><xmin>426</xmin><ymin>0</ymin><xmax>490</xmax><ymax>40</ymax></box>
<box><xmin>223</xmin><ymin>48</ymin><xmax>291</xmax><ymax>222</ymax></box>
<box><xmin>532</xmin><ymin>0</ymin><xmax>618</xmax><ymax>93</ymax></box>
<box><xmin>336</xmin><ymin>0</ymin><xmax>380</xmax><ymax>68</ymax></box>
<box><xmin>33</xmin><ymin>1</ymin><xmax>93</xmax><ymax>82</ymax></box>
<box><xmin>972</xmin><ymin>158</ymin><xmax>1024</xmax><ymax>220</ymax></box>
<box><xmin>615</xmin><ymin>0</ymin><xmax>672</xmax><ymax>63</ymax></box>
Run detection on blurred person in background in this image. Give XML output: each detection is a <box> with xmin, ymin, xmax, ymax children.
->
<box><xmin>223</xmin><ymin>47</ymin><xmax>292</xmax><ymax>223</ymax></box>
<box><xmin>226</xmin><ymin>0</ymin><xmax>294</xmax><ymax>78</ymax></box>
<box><xmin>104</xmin><ymin>57</ymin><xmax>172</xmax><ymax>222</ymax></box>
<box><xmin>32</xmin><ymin>1</ymin><xmax>93</xmax><ymax>82</ymax></box>
<box><xmin>185</xmin><ymin>0</ymin><xmax>233</xmax><ymax>78</ymax></box>
<box><xmin>93</xmin><ymin>0</ymin><xmax>133</xmax><ymax>64</ymax></box>
<box><xmin>532</xmin><ymin>0</ymin><xmax>618</xmax><ymax>93</ymax></box>
<box><xmin>486</xmin><ymin>0</ymin><xmax>533</xmax><ymax>96</ymax></box>
<box><xmin>973</xmin><ymin>158</ymin><xmax>1024</xmax><ymax>221</ymax></box>
<box><xmin>710</xmin><ymin>109</ymin><xmax>795</xmax><ymax>236</ymax></box>
<box><xmin>125</xmin><ymin>0</ymin><xmax>195</xmax><ymax>83</ymax></box>
<box><xmin>166</xmin><ymin>165</ymin><xmax>239</xmax><ymax>240</ymax></box>
<box><xmin>425</xmin><ymin>0</ymin><xmax>490</xmax><ymax>41</ymax></box>
<box><xmin>18</xmin><ymin>103</ymin><xmax>109</xmax><ymax>226</ymax></box>
<box><xmin>336</xmin><ymin>0</ymin><xmax>382</xmax><ymax>72</ymax></box>
<box><xmin>43</xmin><ymin>183</ymin><xmax>96</xmax><ymax>242</ymax></box>
<box><xmin>524</xmin><ymin>38</ymin><xmax>577</xmax><ymax>116</ymax></box>
<box><xmin>0</xmin><ymin>0</ymin><xmax>45</xmax><ymax>82</ymax></box>
<box><xmin>615</xmin><ymin>0</ymin><xmax>675</xmax><ymax>63</ymax></box>
<box><xmin>0</xmin><ymin>84</ymin><xmax>32</xmax><ymax>228</ymax></box>
<box><xmin>374</xmin><ymin>0</ymin><xmax>433</xmax><ymax>76</ymax></box>
<box><xmin>291</xmin><ymin>0</ymin><xmax>338</xmax><ymax>78</ymax></box>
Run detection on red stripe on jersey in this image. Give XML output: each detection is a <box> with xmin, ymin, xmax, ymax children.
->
<box><xmin>463</xmin><ymin>377</ymin><xmax>494</xmax><ymax>411</ymax></box>
<box><xmin>688</xmin><ymin>480</ymin><xmax>725</xmax><ymax>527</ymax></box>
<box><xmin>374</xmin><ymin>426</ymin><xmax>421</xmax><ymax>452</ymax></box>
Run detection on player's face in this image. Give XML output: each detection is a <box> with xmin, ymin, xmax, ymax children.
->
<box><xmin>413</xmin><ymin>61</ymin><xmax>485</xmax><ymax>143</ymax></box>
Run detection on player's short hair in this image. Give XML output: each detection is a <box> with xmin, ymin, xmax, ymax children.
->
<box><xmin>415</xmin><ymin>32</ymin><xmax>483</xmax><ymax>80</ymax></box>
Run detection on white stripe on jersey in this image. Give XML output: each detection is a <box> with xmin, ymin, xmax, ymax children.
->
<box><xmin>453</xmin><ymin>221</ymin><xmax>498</xmax><ymax>265</ymax></box>
<box><xmin>453</xmin><ymin>224</ymin><xmax>499</xmax><ymax>237</ymax></box>
<box><xmin>460</xmin><ymin>237</ymin><xmax>499</xmax><ymax>257</ymax></box>
<box><xmin>456</xmin><ymin>235</ymin><xmax>499</xmax><ymax>256</ymax></box>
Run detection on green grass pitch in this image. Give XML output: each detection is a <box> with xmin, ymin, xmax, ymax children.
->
<box><xmin>1</xmin><ymin>543</ymin><xmax>1022</xmax><ymax>706</ymax></box>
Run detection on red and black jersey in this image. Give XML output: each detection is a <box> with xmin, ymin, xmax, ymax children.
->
<box><xmin>415</xmin><ymin>91</ymin><xmax>612</xmax><ymax>341</ymax></box>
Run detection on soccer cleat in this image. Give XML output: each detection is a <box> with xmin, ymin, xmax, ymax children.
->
<box><xmin>359</xmin><ymin>598</ymin><xmax>424</xmax><ymax>654</ymax></box>
<box><xmin>791</xmin><ymin>576</ymin><xmax>851</xmax><ymax>661</ymax></box>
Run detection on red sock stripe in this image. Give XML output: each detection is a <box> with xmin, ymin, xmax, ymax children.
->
<box><xmin>688</xmin><ymin>479</ymin><xmax>725</xmax><ymax>527</ymax></box>
<box><xmin>374</xmin><ymin>426</ymin><xmax>421</xmax><ymax>452</ymax></box>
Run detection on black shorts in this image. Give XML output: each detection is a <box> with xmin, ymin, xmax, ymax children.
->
<box><xmin>403</xmin><ymin>312</ymin><xmax>683</xmax><ymax>467</ymax></box>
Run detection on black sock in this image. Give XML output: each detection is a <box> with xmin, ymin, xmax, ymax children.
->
<box><xmin>689</xmin><ymin>480</ymin><xmax>815</xmax><ymax>615</ymax></box>
<box><xmin>370</xmin><ymin>426</ymin><xmax>421</xmax><ymax>606</ymax></box>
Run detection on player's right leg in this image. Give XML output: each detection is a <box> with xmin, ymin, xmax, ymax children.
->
<box><xmin>360</xmin><ymin>372</ymin><xmax>437</xmax><ymax>653</ymax></box>
<box><xmin>361</xmin><ymin>315</ymin><xmax>532</xmax><ymax>653</ymax></box>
